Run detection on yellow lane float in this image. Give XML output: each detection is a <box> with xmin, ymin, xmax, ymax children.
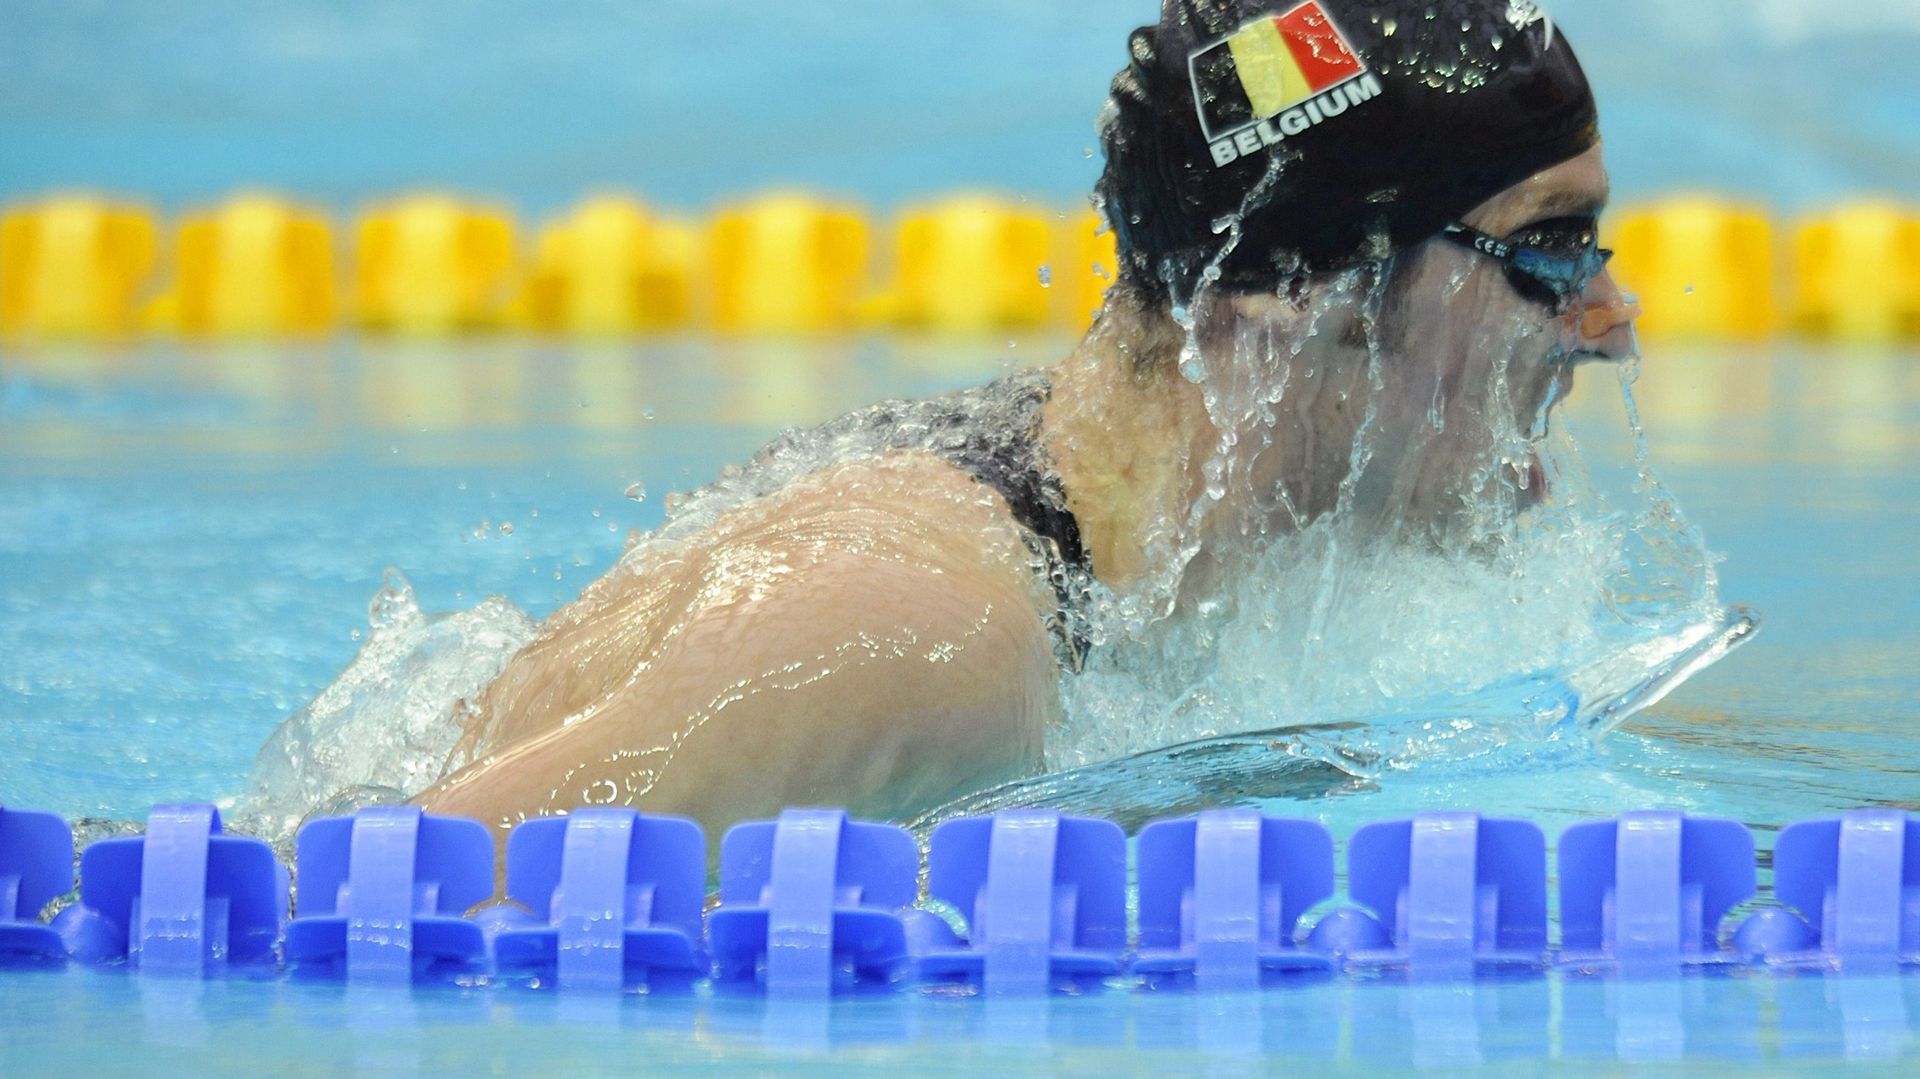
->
<box><xmin>519</xmin><ymin>195</ymin><xmax>702</xmax><ymax>335</ymax></box>
<box><xmin>709</xmin><ymin>192</ymin><xmax>868</xmax><ymax>334</ymax></box>
<box><xmin>0</xmin><ymin>194</ymin><xmax>158</xmax><ymax>340</ymax></box>
<box><xmin>1609</xmin><ymin>195</ymin><xmax>1778</xmax><ymax>341</ymax></box>
<box><xmin>1789</xmin><ymin>200</ymin><xmax>1920</xmax><ymax>344</ymax></box>
<box><xmin>355</xmin><ymin>194</ymin><xmax>517</xmax><ymax>335</ymax></box>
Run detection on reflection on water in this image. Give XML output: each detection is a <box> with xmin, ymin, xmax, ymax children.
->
<box><xmin>5</xmin><ymin>964</ymin><xmax>1918</xmax><ymax>1070</ymax></box>
<box><xmin>9</xmin><ymin>337</ymin><xmax>1917</xmax><ymax>461</ymax></box>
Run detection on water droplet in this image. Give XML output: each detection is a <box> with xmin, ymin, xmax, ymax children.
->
<box><xmin>1082</xmin><ymin>146</ymin><xmax>1094</xmax><ymax>159</ymax></box>
<box><xmin>350</xmin><ymin>628</ymin><xmax>362</xmax><ymax>641</ymax></box>
<box><xmin>499</xmin><ymin>522</ymin><xmax>513</xmax><ymax>536</ymax></box>
<box><xmin>456</xmin><ymin>481</ymin><xmax>467</xmax><ymax>491</ymax></box>
<box><xmin>1684</xmin><ymin>284</ymin><xmax>1696</xmax><ymax>295</ymax></box>
<box><xmin>1037</xmin><ymin>265</ymin><xmax>1052</xmax><ymax>288</ymax></box>
<box><xmin>591</xmin><ymin>507</ymin><xmax>602</xmax><ymax>518</ymax></box>
<box><xmin>641</xmin><ymin>407</ymin><xmax>657</xmax><ymax>421</ymax></box>
<box><xmin>529</xmin><ymin>508</ymin><xmax>539</xmax><ymax>518</ymax></box>
<box><xmin>607</xmin><ymin>521</ymin><xmax>618</xmax><ymax>532</ymax></box>
<box><xmin>624</xmin><ymin>482</ymin><xmax>647</xmax><ymax>502</ymax></box>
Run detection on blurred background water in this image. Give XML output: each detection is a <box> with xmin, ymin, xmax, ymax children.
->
<box><xmin>2</xmin><ymin>0</ymin><xmax>1916</xmax><ymax>212</ymax></box>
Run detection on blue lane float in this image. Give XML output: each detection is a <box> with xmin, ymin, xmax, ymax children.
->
<box><xmin>1132</xmin><ymin>809</ymin><xmax>1335</xmax><ymax>989</ymax></box>
<box><xmin>6</xmin><ymin>802</ymin><xmax>1920</xmax><ymax>992</ymax></box>
<box><xmin>284</xmin><ymin>806</ymin><xmax>493</xmax><ymax>982</ymax></box>
<box><xmin>1557</xmin><ymin>809</ymin><xmax>1755</xmax><ymax>970</ymax></box>
<box><xmin>489</xmin><ymin>808</ymin><xmax>707</xmax><ymax>990</ymax></box>
<box><xmin>909</xmin><ymin>809</ymin><xmax>1128</xmax><ymax>994</ymax></box>
<box><xmin>709</xmin><ymin>807</ymin><xmax>919</xmax><ymax>995</ymax></box>
<box><xmin>54</xmin><ymin>804</ymin><xmax>285</xmax><ymax>974</ymax></box>
<box><xmin>0</xmin><ymin>805</ymin><xmax>73</xmax><ymax>967</ymax></box>
<box><xmin>1335</xmin><ymin>811</ymin><xmax>1549</xmax><ymax>974</ymax></box>
<box><xmin>1739</xmin><ymin>808</ymin><xmax>1920</xmax><ymax>971</ymax></box>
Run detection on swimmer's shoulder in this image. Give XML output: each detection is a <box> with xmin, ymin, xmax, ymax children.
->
<box><xmin>664</xmin><ymin>452</ymin><xmax>1060</xmax><ymax>775</ymax></box>
<box><xmin>555</xmin><ymin>448</ymin><xmax>1062</xmax><ymax>675</ymax></box>
<box><xmin>716</xmin><ymin>450</ymin><xmax>1060</xmax><ymax>616</ymax></box>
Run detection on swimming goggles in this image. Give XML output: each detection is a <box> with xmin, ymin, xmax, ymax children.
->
<box><xmin>1439</xmin><ymin>216</ymin><xmax>1612</xmax><ymax>311</ymax></box>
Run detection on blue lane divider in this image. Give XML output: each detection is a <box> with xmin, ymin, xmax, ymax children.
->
<box><xmin>54</xmin><ymin>804</ymin><xmax>285</xmax><ymax>974</ymax></box>
<box><xmin>1558</xmin><ymin>810</ymin><xmax>1754</xmax><ymax>969</ymax></box>
<box><xmin>909</xmin><ymin>809</ymin><xmax>1128</xmax><ymax>994</ymax></box>
<box><xmin>709</xmin><ymin>807</ymin><xmax>919</xmax><ymax>994</ymax></box>
<box><xmin>1339</xmin><ymin>811</ymin><xmax>1549</xmax><ymax>974</ymax></box>
<box><xmin>489</xmin><ymin>808</ymin><xmax>707</xmax><ymax>990</ymax></box>
<box><xmin>1738</xmin><ymin>808</ymin><xmax>1920</xmax><ymax>971</ymax></box>
<box><xmin>6</xmin><ymin>802</ymin><xmax>1920</xmax><ymax>989</ymax></box>
<box><xmin>1133</xmin><ymin>809</ymin><xmax>1335</xmax><ymax>989</ymax></box>
<box><xmin>285</xmin><ymin>806</ymin><xmax>493</xmax><ymax>982</ymax></box>
<box><xmin>0</xmin><ymin>805</ymin><xmax>73</xmax><ymax>967</ymax></box>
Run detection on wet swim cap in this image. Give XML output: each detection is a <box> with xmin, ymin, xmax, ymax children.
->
<box><xmin>1097</xmin><ymin>0</ymin><xmax>1598</xmax><ymax>297</ymax></box>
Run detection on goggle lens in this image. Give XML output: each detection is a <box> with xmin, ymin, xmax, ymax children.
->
<box><xmin>1444</xmin><ymin>216</ymin><xmax>1612</xmax><ymax>311</ymax></box>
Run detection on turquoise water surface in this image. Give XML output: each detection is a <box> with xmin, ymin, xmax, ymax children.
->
<box><xmin>2</xmin><ymin>339</ymin><xmax>1918</xmax><ymax>1072</ymax></box>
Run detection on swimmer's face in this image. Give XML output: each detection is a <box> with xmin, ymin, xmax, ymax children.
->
<box><xmin>1388</xmin><ymin>142</ymin><xmax>1637</xmax><ymax>519</ymax></box>
<box><xmin>1218</xmin><ymin>142</ymin><xmax>1638</xmax><ymax>531</ymax></box>
<box><xmin>1445</xmin><ymin>141</ymin><xmax>1638</xmax><ymax>425</ymax></box>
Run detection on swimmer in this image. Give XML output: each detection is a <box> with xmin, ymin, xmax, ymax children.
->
<box><xmin>416</xmin><ymin>0</ymin><xmax>1642</xmax><ymax>841</ymax></box>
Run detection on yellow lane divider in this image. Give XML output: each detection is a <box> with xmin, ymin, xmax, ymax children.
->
<box><xmin>0</xmin><ymin>190</ymin><xmax>1913</xmax><ymax>342</ymax></box>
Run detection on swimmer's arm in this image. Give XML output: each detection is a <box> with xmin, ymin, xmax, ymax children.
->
<box><xmin>416</xmin><ymin>456</ymin><xmax>1057</xmax><ymax>839</ymax></box>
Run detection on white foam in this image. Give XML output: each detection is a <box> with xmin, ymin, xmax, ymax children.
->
<box><xmin>235</xmin><ymin>569</ymin><xmax>536</xmax><ymax>845</ymax></box>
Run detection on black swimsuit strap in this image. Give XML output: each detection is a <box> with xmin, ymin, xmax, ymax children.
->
<box><xmin>930</xmin><ymin>371</ymin><xmax>1088</xmax><ymax>571</ymax></box>
<box><xmin>748</xmin><ymin>368</ymin><xmax>1092</xmax><ymax>670</ymax></box>
<box><xmin>924</xmin><ymin>373</ymin><xmax>1093</xmax><ymax>671</ymax></box>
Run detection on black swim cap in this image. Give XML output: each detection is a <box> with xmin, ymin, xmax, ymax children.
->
<box><xmin>1097</xmin><ymin>0</ymin><xmax>1599</xmax><ymax>297</ymax></box>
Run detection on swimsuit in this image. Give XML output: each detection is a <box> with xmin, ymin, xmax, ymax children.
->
<box><xmin>744</xmin><ymin>368</ymin><xmax>1093</xmax><ymax>669</ymax></box>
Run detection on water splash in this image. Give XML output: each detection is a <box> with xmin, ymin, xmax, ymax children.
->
<box><xmin>234</xmin><ymin>569</ymin><xmax>536</xmax><ymax>846</ymax></box>
<box><xmin>1039</xmin><ymin>197</ymin><xmax>1750</xmax><ymax>788</ymax></box>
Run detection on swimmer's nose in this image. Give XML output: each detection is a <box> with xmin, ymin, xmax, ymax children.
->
<box><xmin>1570</xmin><ymin>268</ymin><xmax>1640</xmax><ymax>362</ymax></box>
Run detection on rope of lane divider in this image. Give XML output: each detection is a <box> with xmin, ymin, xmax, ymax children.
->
<box><xmin>0</xmin><ymin>800</ymin><xmax>1912</xmax><ymax>990</ymax></box>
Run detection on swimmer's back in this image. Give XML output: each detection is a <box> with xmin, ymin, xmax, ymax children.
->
<box><xmin>416</xmin><ymin>392</ymin><xmax>1071</xmax><ymax>841</ymax></box>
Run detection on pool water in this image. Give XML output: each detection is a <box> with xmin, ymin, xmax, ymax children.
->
<box><xmin>2</xmin><ymin>337</ymin><xmax>1919</xmax><ymax>1071</ymax></box>
<box><xmin>3</xmin><ymin>964</ymin><xmax>1918</xmax><ymax>1074</ymax></box>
